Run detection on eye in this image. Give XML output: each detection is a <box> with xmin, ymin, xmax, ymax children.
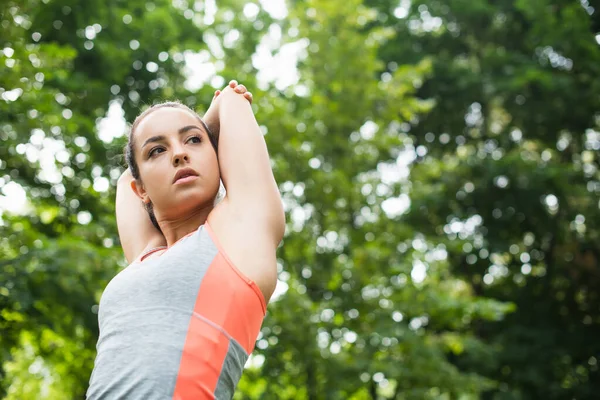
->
<box><xmin>187</xmin><ymin>135</ymin><xmax>202</xmax><ymax>144</ymax></box>
<box><xmin>148</xmin><ymin>147</ymin><xmax>165</xmax><ymax>157</ymax></box>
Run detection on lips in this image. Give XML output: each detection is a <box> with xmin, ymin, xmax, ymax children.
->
<box><xmin>173</xmin><ymin>167</ymin><xmax>199</xmax><ymax>183</ymax></box>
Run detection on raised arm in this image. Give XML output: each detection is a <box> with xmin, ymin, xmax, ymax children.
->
<box><xmin>205</xmin><ymin>83</ymin><xmax>285</xmax><ymax>244</ymax></box>
<box><xmin>116</xmin><ymin>169</ymin><xmax>166</xmax><ymax>264</ymax></box>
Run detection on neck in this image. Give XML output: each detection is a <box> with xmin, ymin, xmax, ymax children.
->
<box><xmin>157</xmin><ymin>205</ymin><xmax>213</xmax><ymax>247</ymax></box>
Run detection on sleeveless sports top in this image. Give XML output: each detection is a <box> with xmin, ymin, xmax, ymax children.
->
<box><xmin>86</xmin><ymin>223</ymin><xmax>266</xmax><ymax>400</ymax></box>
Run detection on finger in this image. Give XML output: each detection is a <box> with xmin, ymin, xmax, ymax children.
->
<box><xmin>235</xmin><ymin>84</ymin><xmax>247</xmax><ymax>94</ymax></box>
<box><xmin>229</xmin><ymin>80</ymin><xmax>238</xmax><ymax>88</ymax></box>
<box><xmin>243</xmin><ymin>92</ymin><xmax>253</xmax><ymax>104</ymax></box>
<box><xmin>213</xmin><ymin>89</ymin><xmax>221</xmax><ymax>98</ymax></box>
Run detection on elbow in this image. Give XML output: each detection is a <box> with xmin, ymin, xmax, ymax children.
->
<box><xmin>276</xmin><ymin>205</ymin><xmax>286</xmax><ymax>243</ymax></box>
<box><xmin>270</xmin><ymin>200</ymin><xmax>286</xmax><ymax>245</ymax></box>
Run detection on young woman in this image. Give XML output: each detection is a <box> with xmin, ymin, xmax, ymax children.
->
<box><xmin>86</xmin><ymin>81</ymin><xmax>285</xmax><ymax>399</ymax></box>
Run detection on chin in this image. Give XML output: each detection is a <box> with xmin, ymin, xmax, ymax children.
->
<box><xmin>178</xmin><ymin>189</ymin><xmax>218</xmax><ymax>210</ymax></box>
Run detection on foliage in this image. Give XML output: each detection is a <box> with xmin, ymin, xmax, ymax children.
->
<box><xmin>366</xmin><ymin>0</ymin><xmax>600</xmax><ymax>398</ymax></box>
<box><xmin>1</xmin><ymin>0</ymin><xmax>599</xmax><ymax>399</ymax></box>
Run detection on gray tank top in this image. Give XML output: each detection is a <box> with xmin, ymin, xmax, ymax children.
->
<box><xmin>86</xmin><ymin>223</ymin><xmax>266</xmax><ymax>399</ymax></box>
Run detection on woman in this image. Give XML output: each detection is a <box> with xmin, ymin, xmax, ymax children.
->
<box><xmin>87</xmin><ymin>81</ymin><xmax>285</xmax><ymax>399</ymax></box>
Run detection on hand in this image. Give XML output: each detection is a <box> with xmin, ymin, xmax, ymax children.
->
<box><xmin>213</xmin><ymin>80</ymin><xmax>253</xmax><ymax>104</ymax></box>
<box><xmin>204</xmin><ymin>80</ymin><xmax>252</xmax><ymax>138</ymax></box>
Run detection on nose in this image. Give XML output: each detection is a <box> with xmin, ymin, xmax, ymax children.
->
<box><xmin>172</xmin><ymin>147</ymin><xmax>189</xmax><ymax>166</ymax></box>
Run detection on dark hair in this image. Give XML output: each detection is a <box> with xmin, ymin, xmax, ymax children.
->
<box><xmin>124</xmin><ymin>101</ymin><xmax>219</xmax><ymax>232</ymax></box>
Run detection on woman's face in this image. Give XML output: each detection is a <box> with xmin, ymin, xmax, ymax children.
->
<box><xmin>131</xmin><ymin>107</ymin><xmax>220</xmax><ymax>222</ymax></box>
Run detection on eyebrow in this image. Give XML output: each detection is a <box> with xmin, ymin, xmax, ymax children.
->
<box><xmin>141</xmin><ymin>125</ymin><xmax>205</xmax><ymax>149</ymax></box>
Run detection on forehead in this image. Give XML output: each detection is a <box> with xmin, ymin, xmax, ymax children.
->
<box><xmin>135</xmin><ymin>107</ymin><xmax>202</xmax><ymax>141</ymax></box>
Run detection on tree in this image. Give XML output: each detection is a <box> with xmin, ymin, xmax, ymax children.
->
<box><xmin>3</xmin><ymin>0</ymin><xmax>598</xmax><ymax>398</ymax></box>
<box><xmin>232</xmin><ymin>0</ymin><xmax>512</xmax><ymax>398</ymax></box>
<box><xmin>365</xmin><ymin>0</ymin><xmax>600</xmax><ymax>398</ymax></box>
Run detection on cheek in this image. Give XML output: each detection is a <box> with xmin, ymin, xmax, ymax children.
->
<box><xmin>140</xmin><ymin>160</ymin><xmax>170</xmax><ymax>194</ymax></box>
<box><xmin>197</xmin><ymin>148</ymin><xmax>218</xmax><ymax>172</ymax></box>
<box><xmin>204</xmin><ymin>156</ymin><xmax>221</xmax><ymax>181</ymax></box>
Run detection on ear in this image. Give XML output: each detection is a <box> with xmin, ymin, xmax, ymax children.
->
<box><xmin>130</xmin><ymin>179</ymin><xmax>150</xmax><ymax>204</ymax></box>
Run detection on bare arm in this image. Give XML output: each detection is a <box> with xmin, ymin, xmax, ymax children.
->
<box><xmin>212</xmin><ymin>86</ymin><xmax>285</xmax><ymax>243</ymax></box>
<box><xmin>202</xmin><ymin>83</ymin><xmax>285</xmax><ymax>300</ymax></box>
<box><xmin>116</xmin><ymin>169</ymin><xmax>166</xmax><ymax>264</ymax></box>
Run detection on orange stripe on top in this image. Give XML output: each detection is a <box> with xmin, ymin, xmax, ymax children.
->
<box><xmin>204</xmin><ymin>222</ymin><xmax>267</xmax><ymax>315</ymax></box>
<box><xmin>172</xmin><ymin>307</ymin><xmax>230</xmax><ymax>399</ymax></box>
<box><xmin>172</xmin><ymin>224</ymin><xmax>267</xmax><ymax>398</ymax></box>
<box><xmin>199</xmin><ymin>253</ymin><xmax>265</xmax><ymax>353</ymax></box>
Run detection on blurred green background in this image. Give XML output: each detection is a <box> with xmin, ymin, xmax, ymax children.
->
<box><xmin>1</xmin><ymin>0</ymin><xmax>600</xmax><ymax>398</ymax></box>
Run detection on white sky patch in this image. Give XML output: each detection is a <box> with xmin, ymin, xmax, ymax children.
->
<box><xmin>381</xmin><ymin>193</ymin><xmax>411</xmax><ymax>218</ymax></box>
<box><xmin>344</xmin><ymin>330</ymin><xmax>358</xmax><ymax>343</ymax></box>
<box><xmin>3</xmin><ymin>47</ymin><xmax>15</xmax><ymax>57</ymax></box>
<box><xmin>2</xmin><ymin>132</ymin><xmax>70</xmax><ymax>215</ymax></box>
<box><xmin>183</xmin><ymin>10</ymin><xmax>302</xmax><ymax>94</ymax></box>
<box><xmin>223</xmin><ymin>29</ymin><xmax>240</xmax><ymax>48</ymax></box>
<box><xmin>245</xmin><ymin>353</ymin><xmax>265</xmax><ymax>369</ymax></box>
<box><xmin>36</xmin><ymin>138</ymin><xmax>65</xmax><ymax>184</ymax></box>
<box><xmin>97</xmin><ymin>100</ymin><xmax>127</xmax><ymax>143</ymax></box>
<box><xmin>184</xmin><ymin>49</ymin><xmax>217</xmax><ymax>92</ymax></box>
<box><xmin>378</xmin><ymin>146</ymin><xmax>418</xmax><ymax>218</ymax></box>
<box><xmin>93</xmin><ymin>177</ymin><xmax>110</xmax><ymax>192</ymax></box>
<box><xmin>203</xmin><ymin>0</ymin><xmax>217</xmax><ymax>25</ymax></box>
<box><xmin>77</xmin><ymin>210</ymin><xmax>92</xmax><ymax>225</ymax></box>
<box><xmin>0</xmin><ymin>181</ymin><xmax>30</xmax><ymax>215</ymax></box>
<box><xmin>585</xmin><ymin>129</ymin><xmax>600</xmax><ymax>150</ymax></box>
<box><xmin>270</xmin><ymin>279</ymin><xmax>289</xmax><ymax>302</ymax></box>
<box><xmin>443</xmin><ymin>214</ymin><xmax>483</xmax><ymax>236</ymax></box>
<box><xmin>378</xmin><ymin>147</ymin><xmax>415</xmax><ymax>185</ymax></box>
<box><xmin>411</xmin><ymin>259</ymin><xmax>427</xmax><ymax>283</ymax></box>
<box><xmin>243</xmin><ymin>3</ymin><xmax>260</xmax><ymax>20</ymax></box>
<box><xmin>2</xmin><ymin>88</ymin><xmax>23</xmax><ymax>102</ymax></box>
<box><xmin>425</xmin><ymin>247</ymin><xmax>448</xmax><ymax>263</ymax></box>
<box><xmin>17</xmin><ymin>134</ymin><xmax>67</xmax><ymax>185</ymax></box>
<box><xmin>291</xmin><ymin>206</ymin><xmax>307</xmax><ymax>231</ymax></box>
<box><xmin>394</xmin><ymin>0</ymin><xmax>411</xmax><ymax>19</ymax></box>
<box><xmin>360</xmin><ymin>121</ymin><xmax>379</xmax><ymax>140</ymax></box>
<box><xmin>203</xmin><ymin>32</ymin><xmax>225</xmax><ymax>59</ymax></box>
<box><xmin>253</xmin><ymin>38</ymin><xmax>308</xmax><ymax>91</ymax></box>
<box><xmin>258</xmin><ymin>0</ymin><xmax>288</xmax><ymax>19</ymax></box>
